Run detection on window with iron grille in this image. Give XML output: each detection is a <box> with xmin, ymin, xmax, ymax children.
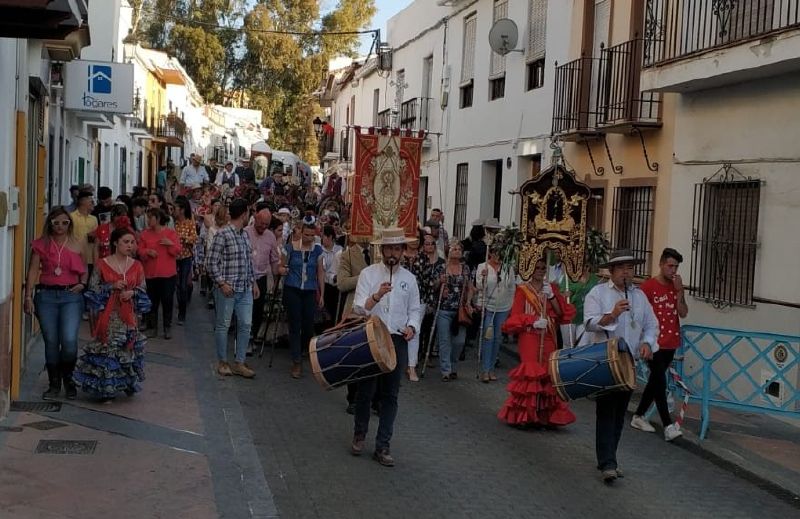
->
<box><xmin>460</xmin><ymin>80</ymin><xmax>474</xmax><ymax>108</ymax></box>
<box><xmin>610</xmin><ymin>186</ymin><xmax>654</xmax><ymax>277</ymax></box>
<box><xmin>690</xmin><ymin>165</ymin><xmax>761</xmax><ymax>307</ymax></box>
<box><xmin>489</xmin><ymin>76</ymin><xmax>505</xmax><ymax>100</ymax></box>
<box><xmin>453</xmin><ymin>163</ymin><xmax>469</xmax><ymax>239</ymax></box>
<box><xmin>526</xmin><ymin>58</ymin><xmax>545</xmax><ymax>91</ymax></box>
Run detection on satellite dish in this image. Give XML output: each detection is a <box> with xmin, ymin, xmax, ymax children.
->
<box><xmin>488</xmin><ymin>18</ymin><xmax>521</xmax><ymax>56</ymax></box>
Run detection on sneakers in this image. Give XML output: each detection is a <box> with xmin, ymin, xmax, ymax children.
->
<box><xmin>630</xmin><ymin>415</ymin><xmax>656</xmax><ymax>433</ymax></box>
<box><xmin>601</xmin><ymin>469</ymin><xmax>617</xmax><ymax>484</ymax></box>
<box><xmin>351</xmin><ymin>436</ymin><xmax>365</xmax><ymax>456</ymax></box>
<box><xmin>231</xmin><ymin>362</ymin><xmax>255</xmax><ymax>378</ymax></box>
<box><xmin>216</xmin><ymin>361</ymin><xmax>233</xmax><ymax>376</ymax></box>
<box><xmin>373</xmin><ymin>448</ymin><xmax>395</xmax><ymax>467</ymax></box>
<box><xmin>664</xmin><ymin>423</ymin><xmax>683</xmax><ymax>442</ymax></box>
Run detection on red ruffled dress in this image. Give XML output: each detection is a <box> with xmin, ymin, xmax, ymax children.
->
<box><xmin>498</xmin><ymin>283</ymin><xmax>577</xmax><ymax>427</ymax></box>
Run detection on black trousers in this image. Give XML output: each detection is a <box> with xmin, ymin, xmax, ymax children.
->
<box><xmin>323</xmin><ymin>283</ymin><xmax>340</xmax><ymax>328</ymax></box>
<box><xmin>251</xmin><ymin>275</ymin><xmax>269</xmax><ymax>341</ymax></box>
<box><xmin>635</xmin><ymin>349</ymin><xmax>677</xmax><ymax>426</ymax></box>
<box><xmin>595</xmin><ymin>390</ymin><xmax>632</xmax><ymax>471</ymax></box>
<box><xmin>146</xmin><ymin>276</ymin><xmax>176</xmax><ymax>329</ymax></box>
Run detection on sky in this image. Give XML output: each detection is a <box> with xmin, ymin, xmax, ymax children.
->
<box><xmin>320</xmin><ymin>0</ymin><xmax>415</xmax><ymax>56</ymax></box>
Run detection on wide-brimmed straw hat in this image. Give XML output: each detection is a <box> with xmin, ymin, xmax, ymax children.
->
<box><xmin>599</xmin><ymin>249</ymin><xmax>646</xmax><ymax>269</ymax></box>
<box><xmin>371</xmin><ymin>227</ymin><xmax>414</xmax><ymax>246</ymax></box>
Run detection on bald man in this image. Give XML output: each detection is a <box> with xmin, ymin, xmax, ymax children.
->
<box><xmin>245</xmin><ymin>208</ymin><xmax>286</xmax><ymax>349</ymax></box>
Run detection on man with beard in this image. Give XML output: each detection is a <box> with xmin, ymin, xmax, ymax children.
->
<box><xmin>350</xmin><ymin>228</ymin><xmax>421</xmax><ymax>467</ymax></box>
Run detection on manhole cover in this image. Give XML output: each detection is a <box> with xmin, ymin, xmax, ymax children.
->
<box><xmin>10</xmin><ymin>401</ymin><xmax>62</xmax><ymax>413</ymax></box>
<box><xmin>23</xmin><ymin>420</ymin><xmax>68</xmax><ymax>431</ymax></box>
<box><xmin>0</xmin><ymin>426</ymin><xmax>23</xmax><ymax>432</ymax></box>
<box><xmin>35</xmin><ymin>440</ymin><xmax>97</xmax><ymax>455</ymax></box>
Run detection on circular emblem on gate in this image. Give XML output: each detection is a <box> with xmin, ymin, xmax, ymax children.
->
<box><xmin>773</xmin><ymin>343</ymin><xmax>789</xmax><ymax>364</ymax></box>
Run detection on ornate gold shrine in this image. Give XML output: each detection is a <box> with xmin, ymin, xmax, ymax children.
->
<box><xmin>518</xmin><ymin>161</ymin><xmax>591</xmax><ymax>281</ymax></box>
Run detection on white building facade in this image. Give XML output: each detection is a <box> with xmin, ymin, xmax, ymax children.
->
<box><xmin>322</xmin><ymin>0</ymin><xmax>572</xmax><ymax>238</ymax></box>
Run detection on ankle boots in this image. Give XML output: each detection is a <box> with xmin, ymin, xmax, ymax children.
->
<box><xmin>61</xmin><ymin>361</ymin><xmax>77</xmax><ymax>400</ymax></box>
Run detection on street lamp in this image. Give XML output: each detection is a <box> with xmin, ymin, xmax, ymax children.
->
<box><xmin>313</xmin><ymin>116</ymin><xmax>323</xmax><ymax>139</ymax></box>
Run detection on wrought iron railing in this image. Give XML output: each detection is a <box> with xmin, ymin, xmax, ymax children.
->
<box><xmin>376</xmin><ymin>108</ymin><xmax>392</xmax><ymax>128</ymax></box>
<box><xmin>597</xmin><ymin>39</ymin><xmax>662</xmax><ymax>127</ymax></box>
<box><xmin>153</xmin><ymin>113</ymin><xmax>186</xmax><ymax>143</ymax></box>
<box><xmin>676</xmin><ymin>325</ymin><xmax>800</xmax><ymax>439</ymax></box>
<box><xmin>644</xmin><ymin>0</ymin><xmax>800</xmax><ymax>67</ymax></box>
<box><xmin>551</xmin><ymin>56</ymin><xmax>602</xmax><ymax>135</ymax></box>
<box><xmin>399</xmin><ymin>97</ymin><xmax>433</xmax><ymax>131</ymax></box>
<box><xmin>610</xmin><ymin>186</ymin><xmax>655</xmax><ymax>278</ymax></box>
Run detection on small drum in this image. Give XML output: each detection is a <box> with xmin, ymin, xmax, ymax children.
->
<box><xmin>548</xmin><ymin>338</ymin><xmax>636</xmax><ymax>401</ymax></box>
<box><xmin>309</xmin><ymin>316</ymin><xmax>396</xmax><ymax>390</ymax></box>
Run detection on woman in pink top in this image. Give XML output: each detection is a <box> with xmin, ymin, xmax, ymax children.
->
<box><xmin>24</xmin><ymin>206</ymin><xmax>88</xmax><ymax>400</ymax></box>
<box><xmin>137</xmin><ymin>207</ymin><xmax>180</xmax><ymax>339</ymax></box>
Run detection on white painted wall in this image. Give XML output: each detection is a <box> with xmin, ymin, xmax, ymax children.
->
<box><xmin>328</xmin><ymin>0</ymin><xmax>574</xmax><ymax>236</ymax></box>
<box><xmin>668</xmin><ymin>72</ymin><xmax>800</xmax><ymax>337</ymax></box>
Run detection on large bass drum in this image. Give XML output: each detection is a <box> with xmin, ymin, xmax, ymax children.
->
<box><xmin>309</xmin><ymin>316</ymin><xmax>396</xmax><ymax>390</ymax></box>
<box><xmin>548</xmin><ymin>338</ymin><xmax>636</xmax><ymax>401</ymax></box>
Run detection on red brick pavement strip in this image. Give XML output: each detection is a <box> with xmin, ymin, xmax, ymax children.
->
<box><xmin>0</xmin><ymin>323</ymin><xmax>220</xmax><ymax>519</ymax></box>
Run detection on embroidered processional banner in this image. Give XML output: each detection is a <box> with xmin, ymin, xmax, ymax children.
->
<box><xmin>351</xmin><ymin>128</ymin><xmax>423</xmax><ymax>240</ymax></box>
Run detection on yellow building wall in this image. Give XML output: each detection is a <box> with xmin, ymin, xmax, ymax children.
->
<box><xmin>560</xmin><ymin>0</ymin><xmax>679</xmax><ymax>279</ymax></box>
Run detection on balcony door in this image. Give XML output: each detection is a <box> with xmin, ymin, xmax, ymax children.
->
<box><xmin>421</xmin><ymin>56</ymin><xmax>433</xmax><ymax>130</ymax></box>
<box><xmin>589</xmin><ymin>0</ymin><xmax>611</xmax><ymax>119</ymax></box>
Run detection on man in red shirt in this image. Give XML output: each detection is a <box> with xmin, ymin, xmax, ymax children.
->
<box><xmin>631</xmin><ymin>248</ymin><xmax>689</xmax><ymax>441</ymax></box>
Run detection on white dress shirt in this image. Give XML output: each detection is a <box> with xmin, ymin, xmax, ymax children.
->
<box><xmin>321</xmin><ymin>244</ymin><xmax>343</xmax><ymax>284</ymax></box>
<box><xmin>580</xmin><ymin>280</ymin><xmax>660</xmax><ymax>359</ymax></box>
<box><xmin>354</xmin><ymin>263</ymin><xmax>422</xmax><ymax>336</ymax></box>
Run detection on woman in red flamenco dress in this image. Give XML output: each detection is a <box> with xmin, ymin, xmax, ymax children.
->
<box><xmin>498</xmin><ymin>259</ymin><xmax>577</xmax><ymax>428</ymax></box>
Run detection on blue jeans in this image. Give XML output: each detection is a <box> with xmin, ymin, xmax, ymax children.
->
<box><xmin>480</xmin><ymin>309</ymin><xmax>509</xmax><ymax>373</ymax></box>
<box><xmin>354</xmin><ymin>334</ymin><xmax>408</xmax><ymax>451</ymax></box>
<box><xmin>34</xmin><ymin>289</ymin><xmax>84</xmax><ymax>366</ymax></box>
<box><xmin>214</xmin><ymin>288</ymin><xmax>253</xmax><ymax>363</ymax></box>
<box><xmin>436</xmin><ymin>310</ymin><xmax>466</xmax><ymax>375</ymax></box>
<box><xmin>176</xmin><ymin>257</ymin><xmax>193</xmax><ymax>319</ymax></box>
<box><xmin>283</xmin><ymin>286</ymin><xmax>316</xmax><ymax>363</ymax></box>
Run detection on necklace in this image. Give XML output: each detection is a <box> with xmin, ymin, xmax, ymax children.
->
<box><xmin>110</xmin><ymin>254</ymin><xmax>133</xmax><ymax>285</ymax></box>
<box><xmin>52</xmin><ymin>237</ymin><xmax>68</xmax><ymax>276</ymax></box>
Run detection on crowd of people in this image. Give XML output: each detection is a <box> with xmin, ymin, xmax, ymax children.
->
<box><xmin>24</xmin><ymin>154</ymin><xmax>690</xmax><ymax>483</ymax></box>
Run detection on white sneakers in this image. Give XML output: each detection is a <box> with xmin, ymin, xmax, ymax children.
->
<box><xmin>631</xmin><ymin>415</ymin><xmax>684</xmax><ymax>441</ymax></box>
<box><xmin>664</xmin><ymin>423</ymin><xmax>683</xmax><ymax>442</ymax></box>
<box><xmin>630</xmin><ymin>415</ymin><xmax>656</xmax><ymax>433</ymax></box>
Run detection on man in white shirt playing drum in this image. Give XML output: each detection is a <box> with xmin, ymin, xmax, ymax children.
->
<box><xmin>581</xmin><ymin>249</ymin><xmax>659</xmax><ymax>484</ymax></box>
<box><xmin>351</xmin><ymin>227</ymin><xmax>422</xmax><ymax>467</ymax></box>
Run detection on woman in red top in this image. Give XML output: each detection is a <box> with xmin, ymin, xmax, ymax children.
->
<box><xmin>499</xmin><ymin>259</ymin><xmax>577</xmax><ymax>428</ymax></box>
<box><xmin>24</xmin><ymin>206</ymin><xmax>88</xmax><ymax>400</ymax></box>
<box><xmin>138</xmin><ymin>207</ymin><xmax>180</xmax><ymax>339</ymax></box>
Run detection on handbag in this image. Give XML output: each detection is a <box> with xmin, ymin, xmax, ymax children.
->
<box><xmin>457</xmin><ymin>269</ymin><xmax>473</xmax><ymax>327</ymax></box>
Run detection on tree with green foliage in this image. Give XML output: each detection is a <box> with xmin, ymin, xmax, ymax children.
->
<box><xmin>128</xmin><ymin>0</ymin><xmax>376</xmax><ymax>164</ymax></box>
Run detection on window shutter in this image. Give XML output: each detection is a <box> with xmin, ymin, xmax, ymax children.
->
<box><xmin>461</xmin><ymin>14</ymin><xmax>477</xmax><ymax>83</ymax></box>
<box><xmin>490</xmin><ymin>0</ymin><xmax>509</xmax><ymax>77</ymax></box>
<box><xmin>526</xmin><ymin>0</ymin><xmax>547</xmax><ymax>62</ymax></box>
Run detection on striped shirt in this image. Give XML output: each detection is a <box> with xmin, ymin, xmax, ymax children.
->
<box><xmin>207</xmin><ymin>224</ymin><xmax>255</xmax><ymax>292</ymax></box>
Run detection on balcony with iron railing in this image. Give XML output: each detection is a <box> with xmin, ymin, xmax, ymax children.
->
<box><xmin>376</xmin><ymin>108</ymin><xmax>392</xmax><ymax>128</ymax></box>
<box><xmin>153</xmin><ymin>112</ymin><xmax>186</xmax><ymax>146</ymax></box>
<box><xmin>399</xmin><ymin>97</ymin><xmax>433</xmax><ymax>131</ymax></box>
<box><xmin>551</xmin><ymin>56</ymin><xmax>603</xmax><ymax>139</ymax></box>
<box><xmin>642</xmin><ymin>0</ymin><xmax>800</xmax><ymax>91</ymax></box>
<box><xmin>597</xmin><ymin>39</ymin><xmax>662</xmax><ymax>131</ymax></box>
